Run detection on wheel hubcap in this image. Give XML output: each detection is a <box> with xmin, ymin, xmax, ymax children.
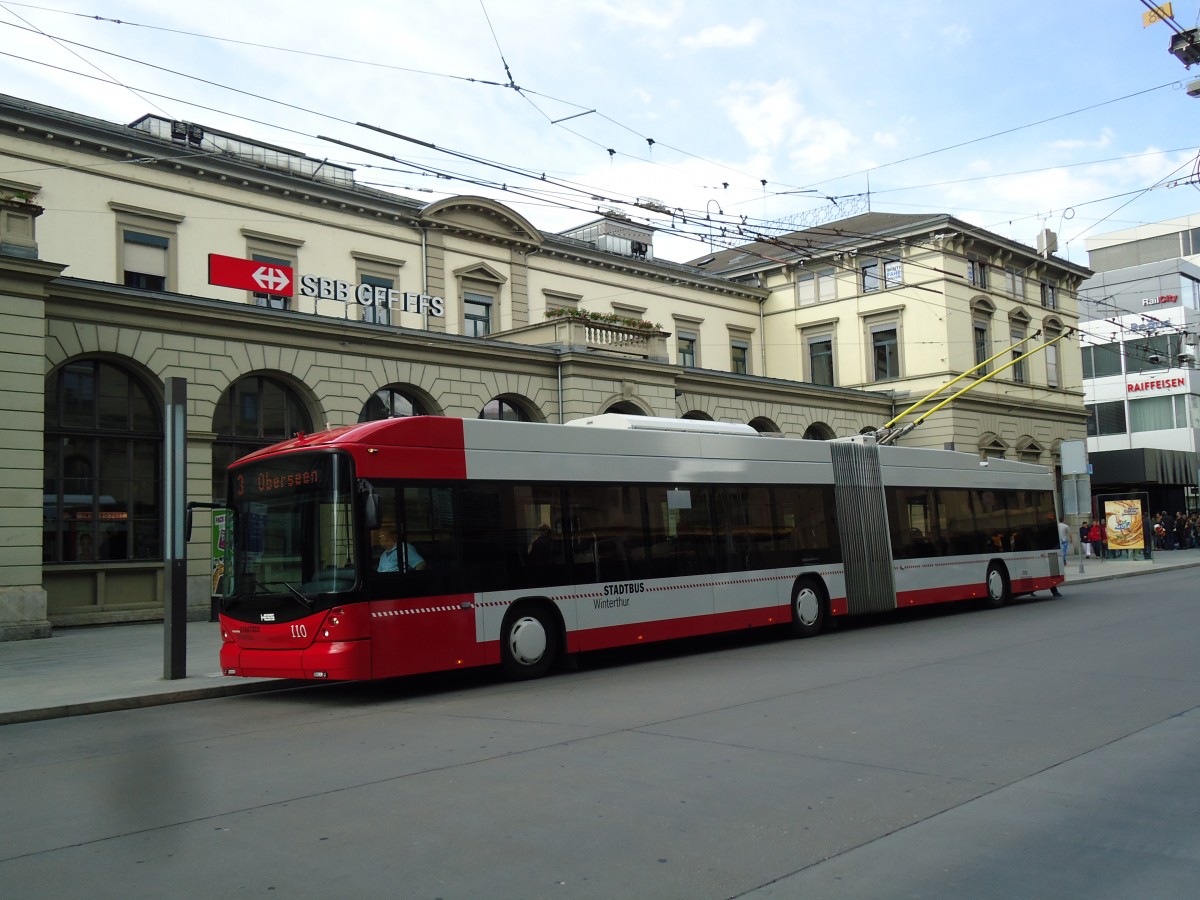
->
<box><xmin>508</xmin><ymin>616</ymin><xmax>547</xmax><ymax>665</ymax></box>
<box><xmin>795</xmin><ymin>589</ymin><xmax>819</xmax><ymax>626</ymax></box>
<box><xmin>988</xmin><ymin>570</ymin><xmax>1004</xmax><ymax>600</ymax></box>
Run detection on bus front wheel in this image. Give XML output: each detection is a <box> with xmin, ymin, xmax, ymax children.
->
<box><xmin>984</xmin><ymin>562</ymin><xmax>1010</xmax><ymax>608</ymax></box>
<box><xmin>500</xmin><ymin>604</ymin><xmax>559</xmax><ymax>680</ymax></box>
<box><xmin>790</xmin><ymin>577</ymin><xmax>826</xmax><ymax>638</ymax></box>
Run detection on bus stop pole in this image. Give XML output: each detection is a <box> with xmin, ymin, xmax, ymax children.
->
<box><xmin>164</xmin><ymin>377</ymin><xmax>187</xmax><ymax>680</ymax></box>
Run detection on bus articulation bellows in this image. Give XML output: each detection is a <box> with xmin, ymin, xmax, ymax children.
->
<box><xmin>216</xmin><ymin>415</ymin><xmax>1063</xmax><ymax>681</ymax></box>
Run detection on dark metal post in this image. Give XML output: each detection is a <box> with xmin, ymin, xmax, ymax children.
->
<box><xmin>164</xmin><ymin>377</ymin><xmax>187</xmax><ymax>679</ymax></box>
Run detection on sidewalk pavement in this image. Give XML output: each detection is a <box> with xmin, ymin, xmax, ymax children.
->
<box><xmin>4</xmin><ymin>548</ymin><xmax>1200</xmax><ymax>726</ymax></box>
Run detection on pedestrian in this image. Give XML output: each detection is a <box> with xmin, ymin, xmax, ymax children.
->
<box><xmin>1099</xmin><ymin>519</ymin><xmax>1108</xmax><ymax>559</ymax></box>
<box><xmin>1088</xmin><ymin>520</ymin><xmax>1103</xmax><ymax>561</ymax></box>
<box><xmin>1057</xmin><ymin>519</ymin><xmax>1070</xmax><ymax>565</ymax></box>
<box><xmin>1080</xmin><ymin>521</ymin><xmax>1091</xmax><ymax>558</ymax></box>
<box><xmin>1175</xmin><ymin>511</ymin><xmax>1188</xmax><ymax>553</ymax></box>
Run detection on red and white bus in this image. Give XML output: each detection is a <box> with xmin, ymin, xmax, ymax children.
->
<box><xmin>216</xmin><ymin>415</ymin><xmax>1063</xmax><ymax>681</ymax></box>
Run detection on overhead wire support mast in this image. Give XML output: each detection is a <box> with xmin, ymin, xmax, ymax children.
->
<box><xmin>875</xmin><ymin>331</ymin><xmax>1073</xmax><ymax>446</ymax></box>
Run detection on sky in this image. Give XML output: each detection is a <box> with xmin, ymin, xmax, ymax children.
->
<box><xmin>2</xmin><ymin>0</ymin><xmax>1199</xmax><ymax>266</ymax></box>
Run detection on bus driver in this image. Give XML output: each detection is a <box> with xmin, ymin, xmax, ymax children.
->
<box><xmin>377</xmin><ymin>527</ymin><xmax>426</xmax><ymax>573</ymax></box>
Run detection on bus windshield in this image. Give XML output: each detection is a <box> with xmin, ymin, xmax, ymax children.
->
<box><xmin>225</xmin><ymin>451</ymin><xmax>359</xmax><ymax>616</ymax></box>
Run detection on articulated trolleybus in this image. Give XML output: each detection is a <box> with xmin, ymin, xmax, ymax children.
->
<box><xmin>217</xmin><ymin>415</ymin><xmax>1063</xmax><ymax>681</ymax></box>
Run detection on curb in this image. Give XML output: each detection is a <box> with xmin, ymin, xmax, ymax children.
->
<box><xmin>0</xmin><ymin>678</ymin><xmax>304</xmax><ymax>726</ymax></box>
<box><xmin>1063</xmin><ymin>558</ymin><xmax>1200</xmax><ymax>587</ymax></box>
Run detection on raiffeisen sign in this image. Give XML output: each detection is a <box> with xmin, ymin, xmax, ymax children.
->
<box><xmin>1127</xmin><ymin>376</ymin><xmax>1186</xmax><ymax>393</ymax></box>
<box><xmin>207</xmin><ymin>254</ymin><xmax>445</xmax><ymax>317</ymax></box>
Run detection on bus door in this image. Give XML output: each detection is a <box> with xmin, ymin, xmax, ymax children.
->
<box><xmin>367</xmin><ymin>484</ymin><xmax>478</xmax><ymax>677</ymax></box>
<box><xmin>712</xmin><ymin>486</ymin><xmax>786</xmax><ymax>619</ymax></box>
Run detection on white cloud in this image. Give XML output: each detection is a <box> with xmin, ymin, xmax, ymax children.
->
<box><xmin>720</xmin><ymin>80</ymin><xmax>801</xmax><ymax>154</ymax></box>
<box><xmin>680</xmin><ymin>20</ymin><xmax>764</xmax><ymax>49</ymax></box>
<box><xmin>582</xmin><ymin>0</ymin><xmax>684</xmax><ymax>29</ymax></box>
<box><xmin>1051</xmin><ymin>128</ymin><xmax>1114</xmax><ymax>151</ymax></box>
<box><xmin>717</xmin><ymin>80</ymin><xmax>861</xmax><ymax>178</ymax></box>
<box><xmin>940</xmin><ymin>23</ymin><xmax>971</xmax><ymax>46</ymax></box>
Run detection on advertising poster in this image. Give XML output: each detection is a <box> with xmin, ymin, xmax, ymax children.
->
<box><xmin>211</xmin><ymin>509</ymin><xmax>230</xmax><ymax>596</ymax></box>
<box><xmin>1104</xmin><ymin>499</ymin><xmax>1144</xmax><ymax>551</ymax></box>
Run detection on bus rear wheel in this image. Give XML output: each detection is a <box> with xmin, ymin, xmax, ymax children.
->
<box><xmin>984</xmin><ymin>562</ymin><xmax>1010</xmax><ymax>608</ymax></box>
<box><xmin>790</xmin><ymin>577</ymin><xmax>826</xmax><ymax>638</ymax></box>
<box><xmin>500</xmin><ymin>604</ymin><xmax>559</xmax><ymax>680</ymax></box>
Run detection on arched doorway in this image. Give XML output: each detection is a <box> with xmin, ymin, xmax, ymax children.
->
<box><xmin>603</xmin><ymin>401</ymin><xmax>646</xmax><ymax>416</ymax></box>
<box><xmin>802</xmin><ymin>422</ymin><xmax>836</xmax><ymax>441</ymax></box>
<box><xmin>480</xmin><ymin>396</ymin><xmax>533</xmax><ymax>421</ymax></box>
<box><xmin>44</xmin><ymin>358</ymin><xmax>162</xmax><ymax>563</ymax></box>
<box><xmin>211</xmin><ymin>374</ymin><xmax>313</xmax><ymax>499</ymax></box>
<box><xmin>360</xmin><ymin>385</ymin><xmax>434</xmax><ymax>421</ymax></box>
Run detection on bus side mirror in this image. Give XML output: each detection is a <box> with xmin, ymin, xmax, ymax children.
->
<box><xmin>359</xmin><ymin>480</ymin><xmax>381</xmax><ymax>530</ymax></box>
<box><xmin>185</xmin><ymin>500</ymin><xmax>224</xmax><ymax>542</ymax></box>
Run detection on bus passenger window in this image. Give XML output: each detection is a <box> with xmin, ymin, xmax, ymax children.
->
<box><xmin>403</xmin><ymin>486</ymin><xmax>456</xmax><ymax>572</ymax></box>
<box><xmin>527</xmin><ymin>524</ymin><xmax>553</xmax><ymax>564</ymax></box>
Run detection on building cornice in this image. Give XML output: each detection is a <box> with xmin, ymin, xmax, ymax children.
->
<box><xmin>0</xmin><ymin>93</ymin><xmax>427</xmax><ymax>227</ymax></box>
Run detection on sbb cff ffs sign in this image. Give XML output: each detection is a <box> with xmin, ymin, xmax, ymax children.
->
<box><xmin>208</xmin><ymin>254</ymin><xmax>294</xmax><ymax>296</ymax></box>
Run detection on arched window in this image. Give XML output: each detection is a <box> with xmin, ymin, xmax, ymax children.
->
<box><xmin>211</xmin><ymin>375</ymin><xmax>312</xmax><ymax>499</ymax></box>
<box><xmin>803</xmin><ymin>422</ymin><xmax>836</xmax><ymax>440</ymax></box>
<box><xmin>359</xmin><ymin>386</ymin><xmax>430</xmax><ymax>422</ymax></box>
<box><xmin>602</xmin><ymin>401</ymin><xmax>646</xmax><ymax>416</ymax></box>
<box><xmin>749</xmin><ymin>417</ymin><xmax>781</xmax><ymax>434</ymax></box>
<box><xmin>44</xmin><ymin>359</ymin><xmax>162</xmax><ymax>563</ymax></box>
<box><xmin>682</xmin><ymin>410</ymin><xmax>713</xmax><ymax>421</ymax></box>
<box><xmin>480</xmin><ymin>398</ymin><xmax>530</xmax><ymax>421</ymax></box>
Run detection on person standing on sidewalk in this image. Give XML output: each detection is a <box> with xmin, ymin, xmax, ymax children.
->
<box><xmin>1058</xmin><ymin>519</ymin><xmax>1070</xmax><ymax>565</ymax></box>
<box><xmin>1088</xmin><ymin>520</ymin><xmax>1104</xmax><ymax>561</ymax></box>
<box><xmin>1080</xmin><ymin>521</ymin><xmax>1092</xmax><ymax>558</ymax></box>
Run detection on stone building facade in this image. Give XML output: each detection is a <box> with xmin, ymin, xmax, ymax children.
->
<box><xmin>0</xmin><ymin>93</ymin><xmax>1086</xmax><ymax>637</ymax></box>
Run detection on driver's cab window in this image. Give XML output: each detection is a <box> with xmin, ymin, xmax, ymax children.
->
<box><xmin>370</xmin><ymin>485</ymin><xmax>456</xmax><ymax>576</ymax></box>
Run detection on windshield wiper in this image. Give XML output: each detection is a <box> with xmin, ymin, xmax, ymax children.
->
<box><xmin>256</xmin><ymin>580</ymin><xmax>313</xmax><ymax>611</ymax></box>
<box><xmin>281</xmin><ymin>581</ymin><xmax>312</xmax><ymax>611</ymax></box>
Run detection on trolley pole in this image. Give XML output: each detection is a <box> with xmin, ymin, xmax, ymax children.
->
<box><xmin>164</xmin><ymin>377</ymin><xmax>187</xmax><ymax>680</ymax></box>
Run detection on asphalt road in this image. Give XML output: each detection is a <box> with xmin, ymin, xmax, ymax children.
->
<box><xmin>2</xmin><ymin>570</ymin><xmax>1199</xmax><ymax>899</ymax></box>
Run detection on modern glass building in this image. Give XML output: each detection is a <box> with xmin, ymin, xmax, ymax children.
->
<box><xmin>1080</xmin><ymin>221</ymin><xmax>1200</xmax><ymax>514</ymax></box>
